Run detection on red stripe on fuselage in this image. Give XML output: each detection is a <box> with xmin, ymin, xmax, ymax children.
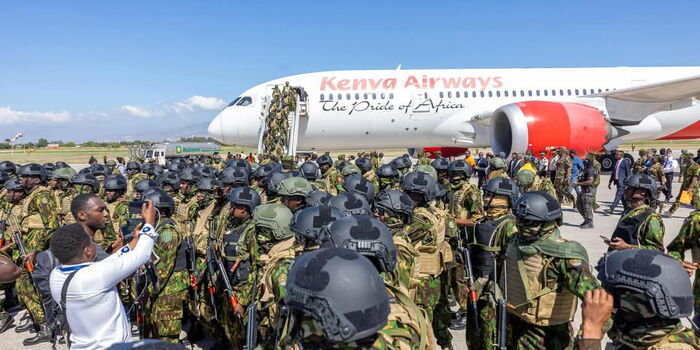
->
<box><xmin>658</xmin><ymin>119</ymin><xmax>700</xmax><ymax>140</ymax></box>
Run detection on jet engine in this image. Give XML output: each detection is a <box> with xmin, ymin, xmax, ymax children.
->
<box><xmin>490</xmin><ymin>101</ymin><xmax>612</xmax><ymax>155</ymax></box>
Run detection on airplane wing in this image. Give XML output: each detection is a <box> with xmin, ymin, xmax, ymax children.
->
<box><xmin>594</xmin><ymin>75</ymin><xmax>700</xmax><ymax>103</ymax></box>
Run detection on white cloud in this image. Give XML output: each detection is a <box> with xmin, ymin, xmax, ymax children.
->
<box><xmin>171</xmin><ymin>96</ymin><xmax>227</xmax><ymax>113</ymax></box>
<box><xmin>120</xmin><ymin>105</ymin><xmax>160</xmax><ymax>118</ymax></box>
<box><xmin>0</xmin><ymin>106</ymin><xmax>71</xmax><ymax>125</ymax></box>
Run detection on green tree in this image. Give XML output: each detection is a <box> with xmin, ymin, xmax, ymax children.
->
<box><xmin>37</xmin><ymin>138</ymin><xmax>48</xmax><ymax>148</ymax></box>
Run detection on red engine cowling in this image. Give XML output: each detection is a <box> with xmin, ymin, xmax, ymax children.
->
<box><xmin>490</xmin><ymin>101</ymin><xmax>611</xmax><ymax>155</ymax></box>
<box><xmin>422</xmin><ymin>147</ymin><xmax>468</xmax><ymax>158</ymax></box>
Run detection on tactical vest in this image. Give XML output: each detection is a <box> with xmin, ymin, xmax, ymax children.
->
<box><xmin>258</xmin><ymin>237</ymin><xmax>296</xmax><ymax>326</ymax></box>
<box><xmin>382</xmin><ymin>283</ymin><xmax>436</xmax><ymax>350</ymax></box>
<box><xmin>448</xmin><ymin>183</ymin><xmax>478</xmax><ymax>219</ymax></box>
<box><xmin>106</xmin><ymin>199</ymin><xmax>127</xmax><ymax>234</ymax></box>
<box><xmin>16</xmin><ymin>186</ymin><xmax>52</xmax><ymax>231</ymax></box>
<box><xmin>175</xmin><ymin>195</ymin><xmax>196</xmax><ymax>227</ymax></box>
<box><xmin>162</xmin><ymin>218</ymin><xmax>188</xmax><ymax>273</ymax></box>
<box><xmin>191</xmin><ymin>200</ymin><xmax>217</xmax><ymax>251</ymax></box>
<box><xmin>503</xmin><ymin>239</ymin><xmax>578</xmax><ymax>326</ymax></box>
<box><xmin>222</xmin><ymin>221</ymin><xmax>252</xmax><ymax>284</ymax></box>
<box><xmin>414</xmin><ymin>203</ymin><xmax>454</xmax><ymax>277</ymax></box>
<box><xmin>610</xmin><ymin>207</ymin><xmax>654</xmax><ymax>250</ymax></box>
<box><xmin>471</xmin><ymin>215</ymin><xmax>513</xmax><ymax>278</ymax></box>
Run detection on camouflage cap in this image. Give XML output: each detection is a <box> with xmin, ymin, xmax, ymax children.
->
<box><xmin>490</xmin><ymin>157</ymin><xmax>506</xmax><ymax>169</ymax></box>
<box><xmin>341</xmin><ymin>163</ymin><xmax>361</xmax><ymax>177</ymax></box>
<box><xmin>515</xmin><ymin>169</ymin><xmax>536</xmax><ymax>187</ymax></box>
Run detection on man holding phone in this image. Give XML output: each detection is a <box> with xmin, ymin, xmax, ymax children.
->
<box><xmin>49</xmin><ymin>200</ymin><xmax>158</xmax><ymax>350</ymax></box>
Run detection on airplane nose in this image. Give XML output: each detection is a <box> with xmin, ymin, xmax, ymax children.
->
<box><xmin>208</xmin><ymin>113</ymin><xmax>224</xmax><ymax>142</ymax></box>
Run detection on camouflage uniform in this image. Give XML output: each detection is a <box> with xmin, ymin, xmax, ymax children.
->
<box><xmin>383</xmin><ymin>218</ymin><xmax>420</xmax><ymax>300</ymax></box>
<box><xmin>668</xmin><ymin>160</ymin><xmax>700</xmax><ymax>214</ymax></box>
<box><xmin>103</xmin><ymin>194</ymin><xmax>129</xmax><ymax>252</ymax></box>
<box><xmin>666</xmin><ymin>210</ymin><xmax>700</xmax><ymax>324</ymax></box>
<box><xmin>127</xmin><ymin>172</ymin><xmax>148</xmax><ymax>199</ymax></box>
<box><xmin>487</xmin><ymin>169</ymin><xmax>508</xmax><ymax>180</ymax></box>
<box><xmin>554</xmin><ymin>154</ymin><xmax>574</xmax><ymax>205</ymax></box>
<box><xmin>591</xmin><ymin>157</ymin><xmax>602</xmax><ymax>210</ymax></box>
<box><xmin>144</xmin><ymin>219</ymin><xmax>188</xmax><ymax>342</ymax></box>
<box><xmin>10</xmin><ymin>186</ymin><xmax>59</xmax><ymax>325</ymax></box>
<box><xmin>503</xmin><ymin>228</ymin><xmax>602</xmax><ymax>349</ymax></box>
<box><xmin>649</xmin><ymin>161</ymin><xmax>666</xmax><ymax>212</ymax></box>
<box><xmin>402</xmin><ymin>201</ymin><xmax>456</xmax><ymax>348</ymax></box>
<box><xmin>52</xmin><ymin>187</ymin><xmax>75</xmax><ymax>225</ymax></box>
<box><xmin>318</xmin><ymin>167</ymin><xmax>343</xmax><ymax>195</ymax></box>
<box><xmin>522</xmin><ymin>176</ymin><xmax>557</xmax><ymax>200</ymax></box>
<box><xmin>612</xmin><ymin>204</ymin><xmax>665</xmax><ymax>251</ymax></box>
<box><xmin>633</xmin><ymin>156</ymin><xmax>648</xmax><ymax>174</ymax></box>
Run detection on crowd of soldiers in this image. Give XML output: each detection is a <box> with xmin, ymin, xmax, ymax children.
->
<box><xmin>261</xmin><ymin>82</ymin><xmax>298</xmax><ymax>159</ymax></box>
<box><xmin>0</xmin><ymin>146</ymin><xmax>698</xmax><ymax>349</ymax></box>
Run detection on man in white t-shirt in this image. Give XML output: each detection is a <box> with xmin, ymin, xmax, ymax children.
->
<box><xmin>49</xmin><ymin>201</ymin><xmax>158</xmax><ymax>350</ymax></box>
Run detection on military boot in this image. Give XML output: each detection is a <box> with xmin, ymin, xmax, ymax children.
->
<box><xmin>23</xmin><ymin>324</ymin><xmax>51</xmax><ymax>345</ymax></box>
<box><xmin>0</xmin><ymin>311</ymin><xmax>14</xmax><ymax>333</ymax></box>
<box><xmin>448</xmin><ymin>312</ymin><xmax>467</xmax><ymax>330</ymax></box>
<box><xmin>15</xmin><ymin>319</ymin><xmax>35</xmax><ymax>333</ymax></box>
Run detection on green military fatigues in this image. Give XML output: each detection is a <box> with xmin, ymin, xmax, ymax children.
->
<box><xmin>554</xmin><ymin>154</ymin><xmax>574</xmax><ymax>205</ymax></box>
<box><xmin>649</xmin><ymin>162</ymin><xmax>666</xmax><ymax>212</ymax></box>
<box><xmin>633</xmin><ymin>157</ymin><xmax>648</xmax><ymax>174</ymax></box>
<box><xmin>144</xmin><ymin>220</ymin><xmax>188</xmax><ymax>342</ymax></box>
<box><xmin>487</xmin><ymin>169</ymin><xmax>508</xmax><ymax>180</ymax></box>
<box><xmin>11</xmin><ymin>186</ymin><xmax>59</xmax><ymax>325</ymax></box>
<box><xmin>591</xmin><ymin>158</ymin><xmax>602</xmax><ymax>210</ymax></box>
<box><xmin>667</xmin><ymin>210</ymin><xmax>700</xmax><ymax>316</ymax></box>
<box><xmin>614</xmin><ymin>204</ymin><xmax>665</xmax><ymax>251</ymax></box>
<box><xmin>669</xmin><ymin>161</ymin><xmax>700</xmax><ymax>214</ymax></box>
<box><xmin>522</xmin><ymin>176</ymin><xmax>557</xmax><ymax>200</ymax></box>
<box><xmin>128</xmin><ymin>173</ymin><xmax>148</xmax><ymax>199</ymax></box>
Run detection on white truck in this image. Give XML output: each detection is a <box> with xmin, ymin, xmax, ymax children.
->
<box><xmin>144</xmin><ymin>142</ymin><xmax>221</xmax><ymax>164</ymax></box>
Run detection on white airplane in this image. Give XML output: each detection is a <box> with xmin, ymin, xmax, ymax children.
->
<box><xmin>208</xmin><ymin>66</ymin><xmax>700</xmax><ymax>167</ymax></box>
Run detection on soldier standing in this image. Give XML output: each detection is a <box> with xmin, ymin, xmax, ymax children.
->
<box><xmin>487</xmin><ymin>158</ymin><xmax>508</xmax><ymax>180</ymax></box>
<box><xmin>47</xmin><ymin>167</ymin><xmax>76</xmax><ymax>224</ymax></box>
<box><xmin>554</xmin><ymin>147</ymin><xmax>574</xmax><ymax>205</ymax></box>
<box><xmin>504</xmin><ymin>191</ymin><xmax>601</xmax><ymax>348</ymax></box>
<box><xmin>316</xmin><ymin>155</ymin><xmax>343</xmax><ymax>195</ymax></box>
<box><xmin>514</xmin><ymin>169</ymin><xmax>557</xmax><ymax>199</ymax></box>
<box><xmin>605</xmin><ymin>174</ymin><xmax>665</xmax><ymax>251</ymax></box>
<box><xmin>666</xmin><ymin>209</ymin><xmax>700</xmax><ymax>328</ymax></box>
<box><xmin>572</xmin><ymin>154</ymin><xmax>597</xmax><ymax>229</ymax></box>
<box><xmin>633</xmin><ymin>149</ymin><xmax>648</xmax><ymax>174</ymax></box>
<box><xmin>102</xmin><ymin>175</ymin><xmax>129</xmax><ymax>253</ymax></box>
<box><xmin>377</xmin><ymin>164</ymin><xmax>402</xmax><ymax>191</ymax></box>
<box><xmin>665</xmin><ymin>151</ymin><xmax>700</xmax><ymax>217</ymax></box>
<box><xmin>648</xmin><ymin>155</ymin><xmax>666</xmax><ymax>212</ymax></box>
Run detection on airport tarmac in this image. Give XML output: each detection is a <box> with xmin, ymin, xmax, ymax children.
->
<box><xmin>0</xmin><ymin>173</ymin><xmax>696</xmax><ymax>350</ymax></box>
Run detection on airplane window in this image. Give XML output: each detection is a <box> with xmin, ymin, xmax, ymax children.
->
<box><xmin>355</xmin><ymin>93</ymin><xmax>359</xmax><ymax>100</ymax></box>
<box><xmin>456</xmin><ymin>91</ymin><xmax>460</xmax><ymax>98</ymax></box>
<box><xmin>381</xmin><ymin>93</ymin><xmax>385</xmax><ymax>99</ymax></box>
<box><xmin>237</xmin><ymin>97</ymin><xmax>252</xmax><ymax>106</ymax></box>
<box><xmin>551</xmin><ymin>89</ymin><xmax>556</xmax><ymax>96</ymax></box>
<box><xmin>338</xmin><ymin>94</ymin><xmax>342</xmax><ymax>100</ymax></box>
<box><xmin>520</xmin><ymin>90</ymin><xmax>525</xmax><ymax>97</ymax></box>
<box><xmin>447</xmin><ymin>91</ymin><xmax>452</xmax><ymax>98</ymax></box>
<box><xmin>504</xmin><ymin>91</ymin><xmax>509</xmax><ymax>97</ymax></box>
<box><xmin>488</xmin><ymin>91</ymin><xmax>493</xmax><ymax>97</ymax></box>
<box><xmin>582</xmin><ymin>89</ymin><xmax>587</xmax><ymax>95</ymax></box>
<box><xmin>372</xmin><ymin>93</ymin><xmax>377</xmax><ymax>100</ymax></box>
<box><xmin>575</xmin><ymin>89</ymin><xmax>580</xmax><ymax>95</ymax></box>
<box><xmin>472</xmin><ymin>91</ymin><xmax>477</xmax><ymax>98</ymax></box>
<box><xmin>390</xmin><ymin>93</ymin><xmax>394</xmax><ymax>99</ymax></box>
<box><xmin>364</xmin><ymin>93</ymin><xmax>368</xmax><ymax>99</ymax></box>
<box><xmin>543</xmin><ymin>90</ymin><xmax>548</xmax><ymax>96</ymax></box>
<box><xmin>329</xmin><ymin>94</ymin><xmax>333</xmax><ymax>101</ymax></box>
<box><xmin>567</xmin><ymin>89</ymin><xmax>571</xmax><ymax>95</ymax></box>
<box><xmin>528</xmin><ymin>90</ymin><xmax>532</xmax><ymax>97</ymax></box>
<box><xmin>536</xmin><ymin>90</ymin><xmax>540</xmax><ymax>97</ymax></box>
<box><xmin>512</xmin><ymin>90</ymin><xmax>517</xmax><ymax>97</ymax></box>
<box><xmin>480</xmin><ymin>91</ymin><xmax>485</xmax><ymax>98</ymax></box>
<box><xmin>227</xmin><ymin>97</ymin><xmax>241</xmax><ymax>107</ymax></box>
<box><xmin>347</xmin><ymin>93</ymin><xmax>351</xmax><ymax>100</ymax></box>
<box><xmin>464</xmin><ymin>91</ymin><xmax>468</xmax><ymax>98</ymax></box>
<box><xmin>496</xmin><ymin>91</ymin><xmax>501</xmax><ymax>97</ymax></box>
<box><xmin>559</xmin><ymin>89</ymin><xmax>564</xmax><ymax>96</ymax></box>
<box><xmin>439</xmin><ymin>92</ymin><xmax>444</xmax><ymax>98</ymax></box>
<box><xmin>320</xmin><ymin>94</ymin><xmax>325</xmax><ymax>101</ymax></box>
<box><xmin>598</xmin><ymin>89</ymin><xmax>602</xmax><ymax>93</ymax></box>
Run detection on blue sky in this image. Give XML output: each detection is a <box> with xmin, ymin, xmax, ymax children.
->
<box><xmin>1</xmin><ymin>1</ymin><xmax>698</xmax><ymax>142</ymax></box>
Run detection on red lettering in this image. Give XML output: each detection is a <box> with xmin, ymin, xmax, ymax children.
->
<box><xmin>320</xmin><ymin>76</ymin><xmax>336</xmax><ymax>91</ymax></box>
<box><xmin>368</xmin><ymin>79</ymin><xmax>382</xmax><ymax>90</ymax></box>
<box><xmin>384</xmin><ymin>78</ymin><xmax>397</xmax><ymax>89</ymax></box>
<box><xmin>337</xmin><ymin>79</ymin><xmax>350</xmax><ymax>90</ymax></box>
<box><xmin>462</xmin><ymin>78</ymin><xmax>476</xmax><ymax>89</ymax></box>
<box><xmin>493</xmin><ymin>77</ymin><xmax>503</xmax><ymax>88</ymax></box>
<box><xmin>352</xmin><ymin>79</ymin><xmax>367</xmax><ymax>90</ymax></box>
<box><xmin>429</xmin><ymin>77</ymin><xmax>439</xmax><ymax>88</ymax></box>
<box><xmin>478</xmin><ymin>77</ymin><xmax>491</xmax><ymax>91</ymax></box>
<box><xmin>404</xmin><ymin>75</ymin><xmax>420</xmax><ymax>88</ymax></box>
<box><xmin>442</xmin><ymin>77</ymin><xmax>461</xmax><ymax>88</ymax></box>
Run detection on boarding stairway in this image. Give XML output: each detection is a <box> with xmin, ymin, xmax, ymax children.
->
<box><xmin>257</xmin><ymin>86</ymin><xmax>308</xmax><ymax>156</ymax></box>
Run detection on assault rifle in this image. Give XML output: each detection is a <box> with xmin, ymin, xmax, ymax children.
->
<box><xmin>495</xmin><ymin>254</ymin><xmax>507</xmax><ymax>350</ymax></box>
<box><xmin>183</xmin><ymin>236</ymin><xmax>198</xmax><ymax>294</ymax></box>
<box><xmin>460</xmin><ymin>245</ymin><xmax>480</xmax><ymax>334</ymax></box>
<box><xmin>244</xmin><ymin>271</ymin><xmax>259</xmax><ymax>350</ymax></box>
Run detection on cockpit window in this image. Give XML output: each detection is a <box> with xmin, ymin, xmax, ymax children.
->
<box><xmin>227</xmin><ymin>97</ymin><xmax>241</xmax><ymax>107</ymax></box>
<box><xmin>237</xmin><ymin>97</ymin><xmax>253</xmax><ymax>106</ymax></box>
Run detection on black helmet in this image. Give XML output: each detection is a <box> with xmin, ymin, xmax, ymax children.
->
<box><xmin>266</xmin><ymin>171</ymin><xmax>292</xmax><ymax>194</ymax></box>
<box><xmin>227</xmin><ymin>186</ymin><xmax>262</xmax><ymax>214</ymax></box>
<box><xmin>104</xmin><ymin>174</ymin><xmax>127</xmax><ymax>191</ymax></box>
<box><xmin>290</xmin><ymin>205</ymin><xmax>344</xmax><ymax>246</ymax></box>
<box><xmin>71</xmin><ymin>173</ymin><xmax>100</xmax><ymax>193</ymax></box>
<box><xmin>141</xmin><ymin>162</ymin><xmax>154</xmax><ymax>174</ymax></box>
<box><xmin>17</xmin><ymin>163</ymin><xmax>47</xmax><ymax>182</ymax></box>
<box><xmin>196</xmin><ymin>177</ymin><xmax>221</xmax><ymax>192</ymax></box>
<box><xmin>226</xmin><ymin>159</ymin><xmax>252</xmax><ymax>174</ymax></box>
<box><xmin>322</xmin><ymin>215</ymin><xmax>397</xmax><ymax>273</ymax></box>
<box><xmin>299</xmin><ymin>162</ymin><xmax>319</xmax><ymax>180</ymax></box>
<box><xmin>90</xmin><ymin>164</ymin><xmax>108</xmax><ymax>177</ymax></box>
<box><xmin>284</xmin><ymin>248</ymin><xmax>390</xmax><ymax>343</ymax></box>
<box><xmin>0</xmin><ymin>171</ymin><xmax>8</xmax><ymax>184</ymax></box>
<box><xmin>54</xmin><ymin>161</ymin><xmax>70</xmax><ymax>169</ymax></box>
<box><xmin>316</xmin><ymin>155</ymin><xmax>333</xmax><ymax>166</ymax></box>
<box><xmin>342</xmin><ymin>174</ymin><xmax>375</xmax><ymax>203</ymax></box>
<box><xmin>596</xmin><ymin>249</ymin><xmax>693</xmax><ymax>319</ymax></box>
<box><xmin>376</xmin><ymin>164</ymin><xmax>399</xmax><ymax>178</ymax></box>
<box><xmin>390</xmin><ymin>156</ymin><xmax>412</xmax><ymax>170</ymax></box>
<box><xmin>513</xmin><ymin>191</ymin><xmax>562</xmax><ymax>224</ymax></box>
<box><xmin>336</xmin><ymin>161</ymin><xmax>348</xmax><ymax>172</ymax></box>
<box><xmin>482</xmin><ymin>177</ymin><xmax>520</xmax><ymax>205</ymax></box>
<box><xmin>448</xmin><ymin>159</ymin><xmax>473</xmax><ymax>178</ymax></box>
<box><xmin>158</xmin><ymin>171</ymin><xmax>180</xmax><ymax>188</ymax></box>
<box><xmin>78</xmin><ymin>167</ymin><xmax>92</xmax><ymax>175</ymax></box>
<box><xmin>4</xmin><ymin>178</ymin><xmax>23</xmax><ymax>191</ymax></box>
<box><xmin>624</xmin><ymin>174</ymin><xmax>658</xmax><ymax>199</ymax></box>
<box><xmin>42</xmin><ymin>162</ymin><xmax>55</xmax><ymax>171</ymax></box>
<box><xmin>199</xmin><ymin>167</ymin><xmax>217</xmax><ymax>178</ymax></box>
<box><xmin>400</xmin><ymin>171</ymin><xmax>436</xmax><ymax>202</ymax></box>
<box><xmin>135</xmin><ymin>179</ymin><xmax>158</xmax><ymax>193</ymax></box>
<box><xmin>141</xmin><ymin>188</ymin><xmax>176</xmax><ymax>215</ymax></box>
<box><xmin>126</xmin><ymin>161</ymin><xmax>140</xmax><ymax>171</ymax></box>
<box><xmin>168</xmin><ymin>162</ymin><xmax>187</xmax><ymax>173</ymax></box>
<box><xmin>329</xmin><ymin>192</ymin><xmax>371</xmax><ymax>216</ymax></box>
<box><xmin>0</xmin><ymin>161</ymin><xmax>17</xmax><ymax>175</ymax></box>
<box><xmin>374</xmin><ymin>189</ymin><xmax>413</xmax><ymax>223</ymax></box>
<box><xmin>431</xmin><ymin>157</ymin><xmax>450</xmax><ymax>171</ymax></box>
<box><xmin>307</xmin><ymin>190</ymin><xmax>333</xmax><ymax>207</ymax></box>
<box><xmin>253</xmin><ymin>162</ymin><xmax>281</xmax><ymax>180</ymax></box>
<box><xmin>218</xmin><ymin>167</ymin><xmax>249</xmax><ymax>187</ymax></box>
<box><xmin>179</xmin><ymin>167</ymin><xmax>202</xmax><ymax>183</ymax></box>
<box><xmin>354</xmin><ymin>157</ymin><xmax>372</xmax><ymax>173</ymax></box>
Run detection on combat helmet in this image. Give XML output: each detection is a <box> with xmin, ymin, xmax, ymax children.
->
<box><xmin>42</xmin><ymin>163</ymin><xmax>55</xmax><ymax>178</ymax></box>
<box><xmin>489</xmin><ymin>157</ymin><xmax>506</xmax><ymax>170</ymax></box>
<box><xmin>447</xmin><ymin>159</ymin><xmax>473</xmax><ymax>179</ymax></box>
<box><xmin>354</xmin><ymin>157</ymin><xmax>372</xmax><ymax>173</ymax></box>
<box><xmin>51</xmin><ymin>167</ymin><xmax>77</xmax><ymax>181</ymax></box>
<box><xmin>514</xmin><ymin>169</ymin><xmax>536</xmax><ymax>188</ymax></box>
<box><xmin>252</xmin><ymin>203</ymin><xmax>294</xmax><ymax>241</ymax></box>
<box><xmin>90</xmin><ymin>164</ymin><xmax>108</xmax><ymax>177</ymax></box>
<box><xmin>126</xmin><ymin>161</ymin><xmax>141</xmax><ymax>172</ymax></box>
<box><xmin>141</xmin><ymin>188</ymin><xmax>176</xmax><ymax>216</ymax></box>
<box><xmin>624</xmin><ymin>174</ymin><xmax>658</xmax><ymax>200</ymax></box>
<box><xmin>17</xmin><ymin>163</ymin><xmax>47</xmax><ymax>182</ymax></box>
<box><xmin>431</xmin><ymin>157</ymin><xmax>450</xmax><ymax>171</ymax></box>
<box><xmin>54</xmin><ymin>161</ymin><xmax>70</xmax><ymax>169</ymax></box>
<box><xmin>414</xmin><ymin>164</ymin><xmax>438</xmax><ymax>182</ymax></box>
<box><xmin>104</xmin><ymin>174</ymin><xmax>127</xmax><ymax>191</ymax></box>
<box><xmin>158</xmin><ymin>171</ymin><xmax>180</xmax><ymax>188</ymax></box>
<box><xmin>134</xmin><ymin>179</ymin><xmax>158</xmax><ymax>195</ymax></box>
<box><xmin>374</xmin><ymin>189</ymin><xmax>414</xmax><ymax>224</ymax></box>
<box><xmin>0</xmin><ymin>161</ymin><xmax>17</xmax><ymax>175</ymax></box>
<box><xmin>227</xmin><ymin>186</ymin><xmax>262</xmax><ymax>214</ymax></box>
<box><xmin>277</xmin><ymin>177</ymin><xmax>314</xmax><ymax>197</ymax></box>
<box><xmin>390</xmin><ymin>156</ymin><xmax>412</xmax><ymax>171</ymax></box>
<box><xmin>0</xmin><ymin>171</ymin><xmax>8</xmax><ymax>184</ymax></box>
<box><xmin>219</xmin><ymin>167</ymin><xmax>249</xmax><ymax>187</ymax></box>
<box><xmin>306</xmin><ymin>190</ymin><xmax>333</xmax><ymax>207</ymax></box>
<box><xmin>71</xmin><ymin>173</ymin><xmax>100</xmax><ymax>193</ymax></box>
<box><xmin>322</xmin><ymin>215</ymin><xmax>397</xmax><ymax>273</ymax></box>
<box><xmin>597</xmin><ymin>249</ymin><xmax>693</xmax><ymax>319</ymax></box>
<box><xmin>341</xmin><ymin>164</ymin><xmax>361</xmax><ymax>177</ymax></box>
<box><xmin>342</xmin><ymin>174</ymin><xmax>375</xmax><ymax>202</ymax></box>
<box><xmin>4</xmin><ymin>178</ymin><xmax>23</xmax><ymax>191</ymax></box>
<box><xmin>316</xmin><ymin>154</ymin><xmax>333</xmax><ymax>167</ymax></box>
<box><xmin>329</xmin><ymin>192</ymin><xmax>371</xmax><ymax>216</ymax></box>
<box><xmin>482</xmin><ymin>177</ymin><xmax>520</xmax><ymax>205</ymax></box>
<box><xmin>284</xmin><ymin>248</ymin><xmax>390</xmax><ymax>343</ymax></box>
<box><xmin>400</xmin><ymin>171</ymin><xmax>437</xmax><ymax>202</ymax></box>
<box><xmin>290</xmin><ymin>205</ymin><xmax>344</xmax><ymax>246</ymax></box>
<box><xmin>299</xmin><ymin>162</ymin><xmax>319</xmax><ymax>180</ymax></box>
<box><xmin>266</xmin><ymin>171</ymin><xmax>292</xmax><ymax>194</ymax></box>
<box><xmin>376</xmin><ymin>164</ymin><xmax>399</xmax><ymax>178</ymax></box>
<box><xmin>179</xmin><ymin>167</ymin><xmax>202</xmax><ymax>183</ymax></box>
<box><xmin>513</xmin><ymin>191</ymin><xmax>562</xmax><ymax>225</ymax></box>
<box><xmin>253</xmin><ymin>162</ymin><xmax>281</xmax><ymax>180</ymax></box>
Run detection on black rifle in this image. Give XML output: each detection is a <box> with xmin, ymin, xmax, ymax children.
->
<box><xmin>184</xmin><ymin>236</ymin><xmax>198</xmax><ymax>296</ymax></box>
<box><xmin>460</xmin><ymin>245</ymin><xmax>480</xmax><ymax>334</ymax></box>
<box><xmin>213</xmin><ymin>248</ymin><xmax>240</xmax><ymax>315</ymax></box>
<box><xmin>495</xmin><ymin>255</ymin><xmax>507</xmax><ymax>350</ymax></box>
<box><xmin>244</xmin><ymin>272</ymin><xmax>259</xmax><ymax>350</ymax></box>
<box><xmin>0</xmin><ymin>207</ymin><xmax>9</xmax><ymax>249</ymax></box>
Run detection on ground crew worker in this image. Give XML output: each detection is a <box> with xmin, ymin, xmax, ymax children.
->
<box><xmin>377</xmin><ymin>164</ymin><xmax>401</xmax><ymax>191</ymax></box>
<box><xmin>141</xmin><ymin>188</ymin><xmax>188</xmax><ymax>343</ymax></box>
<box><xmin>578</xmin><ymin>249</ymin><xmax>700</xmax><ymax>349</ymax></box>
<box><xmin>504</xmin><ymin>191</ymin><xmax>601</xmax><ymax>348</ymax></box>
<box><xmin>665</xmin><ymin>151</ymin><xmax>700</xmax><ymax>217</ymax></box>
<box><xmin>554</xmin><ymin>147</ymin><xmax>574</xmax><ymax>205</ymax></box>
<box><xmin>320</xmin><ymin>215</ymin><xmax>437</xmax><ymax>349</ymax></box>
<box><xmin>572</xmin><ymin>154</ymin><xmax>597</xmax><ymax>229</ymax></box>
<box><xmin>465</xmin><ymin>177</ymin><xmax>519</xmax><ymax>350</ymax></box>
<box><xmin>666</xmin><ymin>209</ymin><xmax>700</xmax><ymax>328</ymax></box>
<box><xmin>12</xmin><ymin>164</ymin><xmax>59</xmax><ymax>344</ymax></box>
<box><xmin>605</xmin><ymin>174</ymin><xmax>665</xmax><ymax>252</ymax></box>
